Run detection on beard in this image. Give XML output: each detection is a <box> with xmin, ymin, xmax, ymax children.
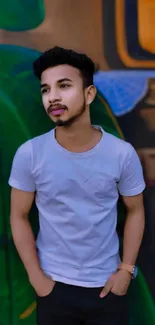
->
<box><xmin>54</xmin><ymin>101</ymin><xmax>86</xmax><ymax>127</ymax></box>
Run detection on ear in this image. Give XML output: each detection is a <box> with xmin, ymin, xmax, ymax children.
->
<box><xmin>85</xmin><ymin>85</ymin><xmax>97</xmax><ymax>106</ymax></box>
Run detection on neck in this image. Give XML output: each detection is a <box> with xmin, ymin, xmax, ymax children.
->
<box><xmin>54</xmin><ymin>108</ymin><xmax>102</xmax><ymax>152</ymax></box>
<box><xmin>56</xmin><ymin>121</ymin><xmax>94</xmax><ymax>146</ymax></box>
<box><xmin>54</xmin><ymin>114</ymin><xmax>102</xmax><ymax>152</ymax></box>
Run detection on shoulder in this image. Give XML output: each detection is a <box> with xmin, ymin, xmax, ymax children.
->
<box><xmin>13</xmin><ymin>130</ymin><xmax>53</xmax><ymax>166</ymax></box>
<box><xmin>18</xmin><ymin>130</ymin><xmax>53</xmax><ymax>153</ymax></box>
<box><xmin>30</xmin><ymin>129</ymin><xmax>53</xmax><ymax>147</ymax></box>
<box><xmin>103</xmin><ymin>131</ymin><xmax>134</xmax><ymax>160</ymax></box>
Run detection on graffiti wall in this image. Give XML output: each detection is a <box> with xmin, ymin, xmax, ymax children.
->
<box><xmin>0</xmin><ymin>1</ymin><xmax>155</xmax><ymax>325</ymax></box>
<box><xmin>101</xmin><ymin>0</ymin><xmax>155</xmax><ymax>300</ymax></box>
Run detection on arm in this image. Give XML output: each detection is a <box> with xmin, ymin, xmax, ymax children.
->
<box><xmin>10</xmin><ymin>188</ymin><xmax>54</xmax><ymax>296</ymax></box>
<box><xmin>10</xmin><ymin>188</ymin><xmax>41</xmax><ymax>281</ymax></box>
<box><xmin>100</xmin><ymin>144</ymin><xmax>145</xmax><ymax>298</ymax></box>
<box><xmin>9</xmin><ymin>142</ymin><xmax>55</xmax><ymax>296</ymax></box>
<box><xmin>122</xmin><ymin>193</ymin><xmax>145</xmax><ymax>265</ymax></box>
<box><xmin>100</xmin><ymin>194</ymin><xmax>145</xmax><ymax>298</ymax></box>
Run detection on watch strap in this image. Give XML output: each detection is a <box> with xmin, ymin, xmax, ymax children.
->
<box><xmin>118</xmin><ymin>263</ymin><xmax>134</xmax><ymax>274</ymax></box>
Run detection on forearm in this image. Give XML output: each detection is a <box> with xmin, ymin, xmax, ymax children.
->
<box><xmin>10</xmin><ymin>215</ymin><xmax>42</xmax><ymax>281</ymax></box>
<box><xmin>122</xmin><ymin>208</ymin><xmax>145</xmax><ymax>265</ymax></box>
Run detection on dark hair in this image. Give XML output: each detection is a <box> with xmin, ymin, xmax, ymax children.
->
<box><xmin>33</xmin><ymin>46</ymin><xmax>95</xmax><ymax>87</ymax></box>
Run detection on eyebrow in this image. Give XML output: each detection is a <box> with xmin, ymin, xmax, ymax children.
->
<box><xmin>40</xmin><ymin>83</ymin><xmax>48</xmax><ymax>89</ymax></box>
<box><xmin>58</xmin><ymin>78</ymin><xmax>72</xmax><ymax>83</ymax></box>
<box><xmin>40</xmin><ymin>78</ymin><xmax>72</xmax><ymax>89</ymax></box>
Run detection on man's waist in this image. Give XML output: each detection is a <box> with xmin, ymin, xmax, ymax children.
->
<box><xmin>38</xmin><ymin>253</ymin><xmax>120</xmax><ymax>283</ymax></box>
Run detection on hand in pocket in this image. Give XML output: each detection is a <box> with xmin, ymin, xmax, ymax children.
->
<box><xmin>30</xmin><ymin>272</ymin><xmax>56</xmax><ymax>297</ymax></box>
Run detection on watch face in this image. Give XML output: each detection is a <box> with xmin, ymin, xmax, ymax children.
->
<box><xmin>133</xmin><ymin>266</ymin><xmax>138</xmax><ymax>279</ymax></box>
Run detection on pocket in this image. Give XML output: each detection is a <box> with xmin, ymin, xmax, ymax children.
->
<box><xmin>110</xmin><ymin>291</ymin><xmax>127</xmax><ymax>298</ymax></box>
<box><xmin>36</xmin><ymin>282</ymin><xmax>57</xmax><ymax>299</ymax></box>
<box><xmin>103</xmin><ymin>291</ymin><xmax>127</xmax><ymax>313</ymax></box>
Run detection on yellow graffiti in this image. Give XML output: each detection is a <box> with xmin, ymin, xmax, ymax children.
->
<box><xmin>115</xmin><ymin>0</ymin><xmax>155</xmax><ymax>68</ymax></box>
<box><xmin>138</xmin><ymin>0</ymin><xmax>155</xmax><ymax>54</ymax></box>
<box><xmin>20</xmin><ymin>301</ymin><xmax>36</xmax><ymax>319</ymax></box>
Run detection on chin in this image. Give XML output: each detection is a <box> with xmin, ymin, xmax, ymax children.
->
<box><xmin>55</xmin><ymin>117</ymin><xmax>74</xmax><ymax>127</ymax></box>
<box><xmin>55</xmin><ymin>120</ymin><xmax>70</xmax><ymax>127</ymax></box>
<box><xmin>49</xmin><ymin>115</ymin><xmax>65</xmax><ymax>126</ymax></box>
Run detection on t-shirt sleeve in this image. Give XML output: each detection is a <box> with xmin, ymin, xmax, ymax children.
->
<box><xmin>118</xmin><ymin>144</ymin><xmax>146</xmax><ymax>196</ymax></box>
<box><xmin>8</xmin><ymin>141</ymin><xmax>35</xmax><ymax>192</ymax></box>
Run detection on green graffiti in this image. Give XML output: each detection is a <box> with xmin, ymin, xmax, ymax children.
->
<box><xmin>0</xmin><ymin>0</ymin><xmax>45</xmax><ymax>31</ymax></box>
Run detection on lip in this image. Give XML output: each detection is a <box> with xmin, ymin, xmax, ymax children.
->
<box><xmin>50</xmin><ymin>107</ymin><xmax>66</xmax><ymax>116</ymax></box>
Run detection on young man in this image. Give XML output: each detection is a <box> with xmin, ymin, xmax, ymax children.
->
<box><xmin>9</xmin><ymin>47</ymin><xmax>145</xmax><ymax>325</ymax></box>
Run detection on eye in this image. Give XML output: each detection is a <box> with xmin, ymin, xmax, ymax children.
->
<box><xmin>41</xmin><ymin>88</ymin><xmax>49</xmax><ymax>94</ymax></box>
<box><xmin>60</xmin><ymin>84</ymin><xmax>71</xmax><ymax>89</ymax></box>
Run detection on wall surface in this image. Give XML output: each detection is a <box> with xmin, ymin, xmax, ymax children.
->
<box><xmin>0</xmin><ymin>1</ymin><xmax>155</xmax><ymax>325</ymax></box>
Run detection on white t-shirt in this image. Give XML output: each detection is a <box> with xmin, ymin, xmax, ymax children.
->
<box><xmin>9</xmin><ymin>126</ymin><xmax>145</xmax><ymax>287</ymax></box>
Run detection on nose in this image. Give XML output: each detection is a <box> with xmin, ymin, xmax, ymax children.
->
<box><xmin>48</xmin><ymin>88</ymin><xmax>61</xmax><ymax>103</ymax></box>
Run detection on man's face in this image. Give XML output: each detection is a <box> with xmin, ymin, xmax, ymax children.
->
<box><xmin>40</xmin><ymin>64</ymin><xmax>89</xmax><ymax>127</ymax></box>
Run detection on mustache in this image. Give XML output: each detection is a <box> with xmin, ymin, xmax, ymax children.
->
<box><xmin>47</xmin><ymin>104</ymin><xmax>68</xmax><ymax>115</ymax></box>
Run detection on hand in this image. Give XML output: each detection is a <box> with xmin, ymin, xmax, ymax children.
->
<box><xmin>100</xmin><ymin>270</ymin><xmax>131</xmax><ymax>298</ymax></box>
<box><xmin>29</xmin><ymin>271</ymin><xmax>55</xmax><ymax>297</ymax></box>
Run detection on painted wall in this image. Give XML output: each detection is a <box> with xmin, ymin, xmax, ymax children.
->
<box><xmin>0</xmin><ymin>1</ymin><xmax>155</xmax><ymax>324</ymax></box>
<box><xmin>0</xmin><ymin>0</ymin><xmax>108</xmax><ymax>69</ymax></box>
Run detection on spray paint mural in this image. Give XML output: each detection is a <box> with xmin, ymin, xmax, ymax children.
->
<box><xmin>0</xmin><ymin>1</ymin><xmax>155</xmax><ymax>325</ymax></box>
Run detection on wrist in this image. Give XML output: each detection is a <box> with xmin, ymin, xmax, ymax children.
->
<box><xmin>117</xmin><ymin>269</ymin><xmax>132</xmax><ymax>278</ymax></box>
<box><xmin>28</xmin><ymin>268</ymin><xmax>44</xmax><ymax>284</ymax></box>
<box><xmin>117</xmin><ymin>262</ymin><xmax>138</xmax><ymax>279</ymax></box>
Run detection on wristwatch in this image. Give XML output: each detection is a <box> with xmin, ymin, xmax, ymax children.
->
<box><xmin>118</xmin><ymin>263</ymin><xmax>138</xmax><ymax>279</ymax></box>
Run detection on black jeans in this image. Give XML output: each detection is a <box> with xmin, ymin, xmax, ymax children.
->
<box><xmin>36</xmin><ymin>282</ymin><xmax>129</xmax><ymax>325</ymax></box>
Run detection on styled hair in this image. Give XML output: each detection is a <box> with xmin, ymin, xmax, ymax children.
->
<box><xmin>33</xmin><ymin>46</ymin><xmax>95</xmax><ymax>87</ymax></box>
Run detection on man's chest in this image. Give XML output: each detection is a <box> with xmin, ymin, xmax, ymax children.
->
<box><xmin>34</xmin><ymin>158</ymin><xmax>119</xmax><ymax>201</ymax></box>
